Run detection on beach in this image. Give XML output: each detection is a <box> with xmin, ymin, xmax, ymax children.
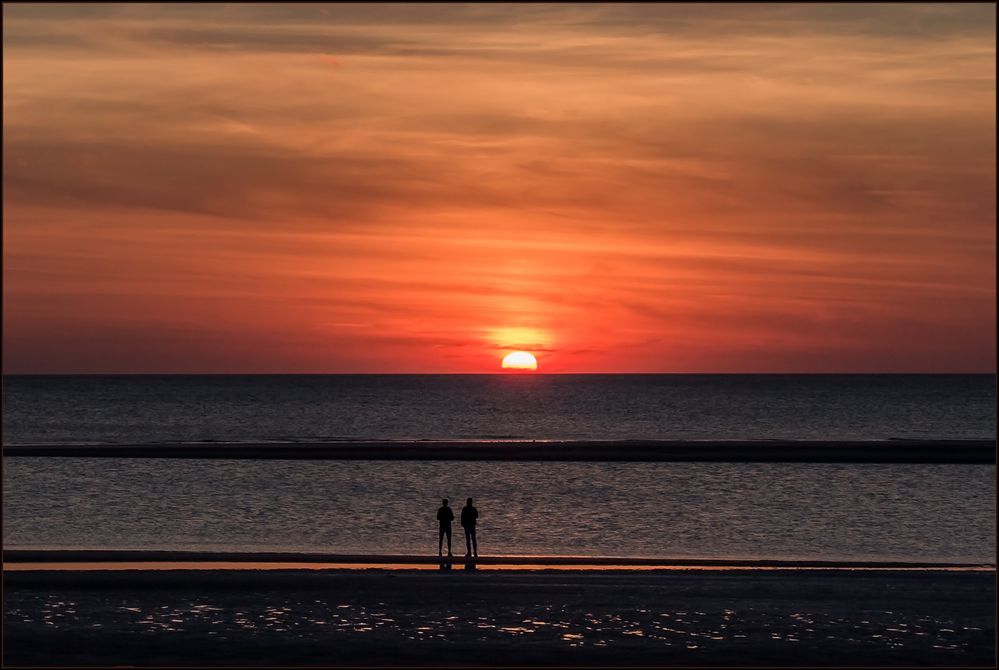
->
<box><xmin>3</xmin><ymin>566</ymin><xmax>994</xmax><ymax>667</ymax></box>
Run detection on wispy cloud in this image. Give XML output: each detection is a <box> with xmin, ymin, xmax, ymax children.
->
<box><xmin>3</xmin><ymin>3</ymin><xmax>994</xmax><ymax>372</ymax></box>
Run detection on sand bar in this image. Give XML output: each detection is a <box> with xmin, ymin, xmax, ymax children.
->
<box><xmin>4</xmin><ymin>549</ymin><xmax>993</xmax><ymax>569</ymax></box>
<box><xmin>4</xmin><ymin>438</ymin><xmax>995</xmax><ymax>462</ymax></box>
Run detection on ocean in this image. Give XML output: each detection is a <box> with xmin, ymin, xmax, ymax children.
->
<box><xmin>3</xmin><ymin>374</ymin><xmax>995</xmax><ymax>444</ymax></box>
<box><xmin>2</xmin><ymin>374</ymin><xmax>995</xmax><ymax>563</ymax></box>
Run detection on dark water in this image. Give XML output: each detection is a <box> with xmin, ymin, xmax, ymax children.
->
<box><xmin>2</xmin><ymin>374</ymin><xmax>995</xmax><ymax>444</ymax></box>
<box><xmin>2</xmin><ymin>375</ymin><xmax>995</xmax><ymax>561</ymax></box>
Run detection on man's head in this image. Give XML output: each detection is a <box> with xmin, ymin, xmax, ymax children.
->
<box><xmin>466</xmin><ymin>498</ymin><xmax>473</xmax><ymax>506</ymax></box>
<box><xmin>442</xmin><ymin>498</ymin><xmax>449</xmax><ymax>506</ymax></box>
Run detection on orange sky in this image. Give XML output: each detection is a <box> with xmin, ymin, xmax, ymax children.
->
<box><xmin>3</xmin><ymin>3</ymin><xmax>996</xmax><ymax>373</ymax></box>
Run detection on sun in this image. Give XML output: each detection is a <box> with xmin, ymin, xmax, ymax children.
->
<box><xmin>501</xmin><ymin>351</ymin><xmax>538</xmax><ymax>371</ymax></box>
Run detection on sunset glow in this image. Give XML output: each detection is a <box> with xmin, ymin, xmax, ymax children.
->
<box><xmin>2</xmin><ymin>3</ymin><xmax>995</xmax><ymax>373</ymax></box>
<box><xmin>501</xmin><ymin>352</ymin><xmax>538</xmax><ymax>371</ymax></box>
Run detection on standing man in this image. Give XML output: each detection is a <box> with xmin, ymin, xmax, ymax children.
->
<box><xmin>437</xmin><ymin>498</ymin><xmax>454</xmax><ymax>557</ymax></box>
<box><xmin>461</xmin><ymin>497</ymin><xmax>479</xmax><ymax>558</ymax></box>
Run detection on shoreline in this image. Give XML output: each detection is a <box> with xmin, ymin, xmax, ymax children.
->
<box><xmin>4</xmin><ymin>438</ymin><xmax>995</xmax><ymax>462</ymax></box>
<box><xmin>4</xmin><ymin>549</ymin><xmax>993</xmax><ymax>570</ymax></box>
<box><xmin>10</xmin><ymin>563</ymin><xmax>993</xmax><ymax>573</ymax></box>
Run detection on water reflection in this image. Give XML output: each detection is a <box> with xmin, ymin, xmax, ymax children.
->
<box><xmin>4</xmin><ymin>592</ymin><xmax>987</xmax><ymax>659</ymax></box>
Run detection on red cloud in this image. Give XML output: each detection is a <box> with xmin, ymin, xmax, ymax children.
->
<box><xmin>318</xmin><ymin>54</ymin><xmax>342</xmax><ymax>69</ymax></box>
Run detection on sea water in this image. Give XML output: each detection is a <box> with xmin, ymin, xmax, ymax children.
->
<box><xmin>2</xmin><ymin>374</ymin><xmax>995</xmax><ymax>562</ymax></box>
<box><xmin>2</xmin><ymin>374</ymin><xmax>995</xmax><ymax>444</ymax></box>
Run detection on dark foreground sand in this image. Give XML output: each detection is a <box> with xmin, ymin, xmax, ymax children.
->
<box><xmin>3</xmin><ymin>568</ymin><xmax>994</xmax><ymax>667</ymax></box>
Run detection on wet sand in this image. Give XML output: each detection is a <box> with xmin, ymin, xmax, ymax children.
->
<box><xmin>7</xmin><ymin>549</ymin><xmax>990</xmax><ymax>569</ymax></box>
<box><xmin>5</xmin><ymin>438</ymin><xmax>994</xmax><ymax>462</ymax></box>
<box><xmin>4</xmin><ymin>568</ymin><xmax>994</xmax><ymax>666</ymax></box>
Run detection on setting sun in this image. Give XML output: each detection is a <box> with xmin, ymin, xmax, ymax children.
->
<box><xmin>501</xmin><ymin>351</ymin><xmax>538</xmax><ymax>371</ymax></box>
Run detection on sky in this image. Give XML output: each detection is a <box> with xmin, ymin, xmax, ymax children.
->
<box><xmin>3</xmin><ymin>2</ymin><xmax>996</xmax><ymax>373</ymax></box>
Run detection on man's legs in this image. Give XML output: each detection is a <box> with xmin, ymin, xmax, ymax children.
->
<box><xmin>438</xmin><ymin>527</ymin><xmax>445</xmax><ymax>556</ymax></box>
<box><xmin>464</xmin><ymin>528</ymin><xmax>472</xmax><ymax>556</ymax></box>
<box><xmin>470</xmin><ymin>527</ymin><xmax>478</xmax><ymax>557</ymax></box>
<box><xmin>445</xmin><ymin>527</ymin><xmax>453</xmax><ymax>555</ymax></box>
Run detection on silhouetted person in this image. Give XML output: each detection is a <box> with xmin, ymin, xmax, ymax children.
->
<box><xmin>461</xmin><ymin>497</ymin><xmax>478</xmax><ymax>558</ymax></box>
<box><xmin>437</xmin><ymin>498</ymin><xmax>454</xmax><ymax>556</ymax></box>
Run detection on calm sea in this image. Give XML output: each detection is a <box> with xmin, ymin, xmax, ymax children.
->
<box><xmin>2</xmin><ymin>374</ymin><xmax>995</xmax><ymax>444</ymax></box>
<box><xmin>2</xmin><ymin>374</ymin><xmax>995</xmax><ymax>562</ymax></box>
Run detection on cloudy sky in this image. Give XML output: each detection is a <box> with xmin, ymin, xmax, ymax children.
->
<box><xmin>3</xmin><ymin>3</ymin><xmax>995</xmax><ymax>372</ymax></box>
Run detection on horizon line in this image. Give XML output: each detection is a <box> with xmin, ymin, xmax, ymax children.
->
<box><xmin>3</xmin><ymin>371</ymin><xmax>996</xmax><ymax>377</ymax></box>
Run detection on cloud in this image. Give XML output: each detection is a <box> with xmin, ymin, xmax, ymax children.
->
<box><xmin>3</xmin><ymin>2</ymin><xmax>994</xmax><ymax>372</ymax></box>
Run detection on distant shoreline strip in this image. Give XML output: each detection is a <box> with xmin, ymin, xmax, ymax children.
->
<box><xmin>3</xmin><ymin>550</ymin><xmax>992</xmax><ymax>570</ymax></box>
<box><xmin>3</xmin><ymin>440</ymin><xmax>995</xmax><ymax>463</ymax></box>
